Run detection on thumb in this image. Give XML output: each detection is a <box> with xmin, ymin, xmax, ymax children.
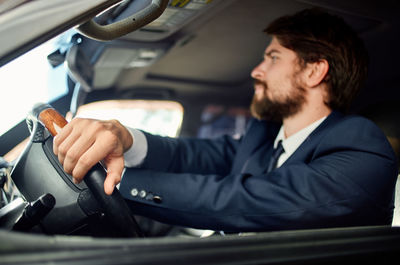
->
<box><xmin>104</xmin><ymin>156</ymin><xmax>124</xmax><ymax>195</ymax></box>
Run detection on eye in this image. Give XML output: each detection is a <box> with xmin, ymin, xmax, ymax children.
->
<box><xmin>270</xmin><ymin>55</ymin><xmax>278</xmax><ymax>63</ymax></box>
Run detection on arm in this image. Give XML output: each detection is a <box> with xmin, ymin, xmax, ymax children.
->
<box><xmin>53</xmin><ymin>117</ymin><xmax>240</xmax><ymax>194</ymax></box>
<box><xmin>139</xmin><ymin>132</ymin><xmax>240</xmax><ymax>175</ymax></box>
<box><xmin>120</xmin><ymin>117</ymin><xmax>398</xmax><ymax>232</ymax></box>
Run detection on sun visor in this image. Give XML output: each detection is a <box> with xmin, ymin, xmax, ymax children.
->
<box><xmin>90</xmin><ymin>41</ymin><xmax>173</xmax><ymax>89</ymax></box>
<box><xmin>112</xmin><ymin>0</ymin><xmax>220</xmax><ymax>41</ymax></box>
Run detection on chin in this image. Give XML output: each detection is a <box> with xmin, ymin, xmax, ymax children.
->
<box><xmin>255</xmin><ymin>92</ymin><xmax>269</xmax><ymax>102</ymax></box>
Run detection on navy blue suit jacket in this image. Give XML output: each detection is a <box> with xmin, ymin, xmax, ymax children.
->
<box><xmin>120</xmin><ymin>111</ymin><xmax>398</xmax><ymax>232</ymax></box>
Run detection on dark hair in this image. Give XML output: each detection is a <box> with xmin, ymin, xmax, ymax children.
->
<box><xmin>265</xmin><ymin>8</ymin><xmax>368</xmax><ymax>112</ymax></box>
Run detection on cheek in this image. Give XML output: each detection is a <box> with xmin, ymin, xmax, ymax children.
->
<box><xmin>269</xmin><ymin>75</ymin><xmax>295</xmax><ymax>99</ymax></box>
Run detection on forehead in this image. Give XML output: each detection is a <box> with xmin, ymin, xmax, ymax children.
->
<box><xmin>265</xmin><ymin>37</ymin><xmax>297</xmax><ymax>58</ymax></box>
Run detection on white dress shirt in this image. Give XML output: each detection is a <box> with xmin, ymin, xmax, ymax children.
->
<box><xmin>123</xmin><ymin>127</ymin><xmax>148</xmax><ymax>168</ymax></box>
<box><xmin>273</xmin><ymin>116</ymin><xmax>327</xmax><ymax>168</ymax></box>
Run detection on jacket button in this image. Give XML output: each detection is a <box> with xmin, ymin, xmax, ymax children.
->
<box><xmin>139</xmin><ymin>190</ymin><xmax>147</xmax><ymax>198</ymax></box>
<box><xmin>153</xmin><ymin>195</ymin><xmax>162</xmax><ymax>204</ymax></box>
<box><xmin>130</xmin><ymin>188</ymin><xmax>138</xmax><ymax>197</ymax></box>
<box><xmin>145</xmin><ymin>193</ymin><xmax>154</xmax><ymax>201</ymax></box>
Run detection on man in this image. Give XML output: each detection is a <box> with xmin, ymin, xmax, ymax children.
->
<box><xmin>53</xmin><ymin>9</ymin><xmax>398</xmax><ymax>232</ymax></box>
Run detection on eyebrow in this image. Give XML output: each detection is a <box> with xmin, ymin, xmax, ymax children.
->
<box><xmin>265</xmin><ymin>49</ymin><xmax>281</xmax><ymax>57</ymax></box>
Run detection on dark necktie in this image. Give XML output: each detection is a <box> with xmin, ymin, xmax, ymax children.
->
<box><xmin>266</xmin><ymin>140</ymin><xmax>285</xmax><ymax>173</ymax></box>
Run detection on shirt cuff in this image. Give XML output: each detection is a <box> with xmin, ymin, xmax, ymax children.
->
<box><xmin>123</xmin><ymin>127</ymin><xmax>148</xmax><ymax>168</ymax></box>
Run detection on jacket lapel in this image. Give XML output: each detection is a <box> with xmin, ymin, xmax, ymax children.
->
<box><xmin>279</xmin><ymin>111</ymin><xmax>344</xmax><ymax>167</ymax></box>
<box><xmin>231</xmin><ymin>112</ymin><xmax>344</xmax><ymax>175</ymax></box>
<box><xmin>230</xmin><ymin>119</ymin><xmax>280</xmax><ymax>174</ymax></box>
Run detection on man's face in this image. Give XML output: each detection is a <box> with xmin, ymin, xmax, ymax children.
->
<box><xmin>250</xmin><ymin>37</ymin><xmax>306</xmax><ymax>121</ymax></box>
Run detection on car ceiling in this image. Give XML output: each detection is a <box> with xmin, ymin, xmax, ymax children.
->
<box><xmin>79</xmin><ymin>0</ymin><xmax>399</xmax><ymax>112</ymax></box>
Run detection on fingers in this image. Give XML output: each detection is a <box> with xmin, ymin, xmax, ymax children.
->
<box><xmin>53</xmin><ymin>118</ymin><xmax>96</xmax><ymax>171</ymax></box>
<box><xmin>62</xmin><ymin>134</ymin><xmax>95</xmax><ymax>175</ymax></box>
<box><xmin>103</xmin><ymin>157</ymin><xmax>124</xmax><ymax>195</ymax></box>
<box><xmin>53</xmin><ymin>121</ymin><xmax>74</xmax><ymax>155</ymax></box>
<box><xmin>71</xmin><ymin>136</ymin><xmax>117</xmax><ymax>183</ymax></box>
<box><xmin>52</xmin><ymin>118</ymin><xmax>126</xmax><ymax>195</ymax></box>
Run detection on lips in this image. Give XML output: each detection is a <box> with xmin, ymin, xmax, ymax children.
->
<box><xmin>254</xmin><ymin>80</ymin><xmax>267</xmax><ymax>98</ymax></box>
<box><xmin>254</xmin><ymin>79</ymin><xmax>267</xmax><ymax>89</ymax></box>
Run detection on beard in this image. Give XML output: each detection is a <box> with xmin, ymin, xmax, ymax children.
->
<box><xmin>250</xmin><ymin>79</ymin><xmax>306</xmax><ymax>122</ymax></box>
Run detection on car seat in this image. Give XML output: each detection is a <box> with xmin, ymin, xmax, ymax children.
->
<box><xmin>359</xmin><ymin>101</ymin><xmax>400</xmax><ymax>226</ymax></box>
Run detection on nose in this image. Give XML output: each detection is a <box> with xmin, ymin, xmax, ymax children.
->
<box><xmin>251</xmin><ymin>61</ymin><xmax>265</xmax><ymax>80</ymax></box>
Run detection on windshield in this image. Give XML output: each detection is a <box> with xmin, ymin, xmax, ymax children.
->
<box><xmin>0</xmin><ymin>32</ymin><xmax>71</xmax><ymax>137</ymax></box>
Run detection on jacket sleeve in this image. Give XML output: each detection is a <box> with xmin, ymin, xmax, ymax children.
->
<box><xmin>120</xmin><ymin>117</ymin><xmax>398</xmax><ymax>232</ymax></box>
<box><xmin>139</xmin><ymin>132</ymin><xmax>241</xmax><ymax>176</ymax></box>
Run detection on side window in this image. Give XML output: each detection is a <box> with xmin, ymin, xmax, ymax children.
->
<box><xmin>73</xmin><ymin>100</ymin><xmax>184</xmax><ymax>137</ymax></box>
<box><xmin>0</xmin><ymin>33</ymin><xmax>71</xmax><ymax>137</ymax></box>
<box><xmin>197</xmin><ymin>105</ymin><xmax>251</xmax><ymax>139</ymax></box>
<box><xmin>1</xmin><ymin>30</ymin><xmax>74</xmax><ymax>162</ymax></box>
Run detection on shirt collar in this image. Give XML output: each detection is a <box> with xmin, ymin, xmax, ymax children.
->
<box><xmin>274</xmin><ymin>116</ymin><xmax>327</xmax><ymax>156</ymax></box>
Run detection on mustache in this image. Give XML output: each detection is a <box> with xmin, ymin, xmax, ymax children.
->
<box><xmin>253</xmin><ymin>79</ymin><xmax>267</xmax><ymax>89</ymax></box>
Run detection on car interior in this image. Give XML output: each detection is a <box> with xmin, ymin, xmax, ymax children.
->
<box><xmin>0</xmin><ymin>0</ymin><xmax>400</xmax><ymax>264</ymax></box>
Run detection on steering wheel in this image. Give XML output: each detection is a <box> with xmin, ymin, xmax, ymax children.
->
<box><xmin>33</xmin><ymin>103</ymin><xmax>143</xmax><ymax>237</ymax></box>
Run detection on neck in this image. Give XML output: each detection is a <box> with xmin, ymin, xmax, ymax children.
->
<box><xmin>282</xmin><ymin>100</ymin><xmax>331</xmax><ymax>138</ymax></box>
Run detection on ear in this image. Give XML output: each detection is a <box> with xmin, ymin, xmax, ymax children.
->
<box><xmin>303</xmin><ymin>59</ymin><xmax>329</xmax><ymax>88</ymax></box>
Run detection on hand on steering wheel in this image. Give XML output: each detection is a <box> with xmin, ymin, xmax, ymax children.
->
<box><xmin>35</xmin><ymin>104</ymin><xmax>142</xmax><ymax>237</ymax></box>
<box><xmin>52</xmin><ymin>117</ymin><xmax>132</xmax><ymax>195</ymax></box>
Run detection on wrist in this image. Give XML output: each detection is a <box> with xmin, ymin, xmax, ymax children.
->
<box><xmin>123</xmin><ymin>128</ymin><xmax>148</xmax><ymax>167</ymax></box>
<box><xmin>111</xmin><ymin>119</ymin><xmax>133</xmax><ymax>152</ymax></box>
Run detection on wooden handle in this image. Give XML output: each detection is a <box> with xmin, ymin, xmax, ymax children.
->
<box><xmin>38</xmin><ymin>108</ymin><xmax>68</xmax><ymax>136</ymax></box>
